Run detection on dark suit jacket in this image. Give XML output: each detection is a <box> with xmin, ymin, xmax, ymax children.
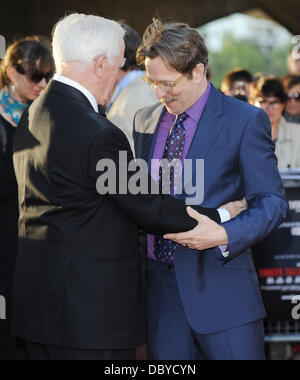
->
<box><xmin>12</xmin><ymin>80</ymin><xmax>220</xmax><ymax>350</ymax></box>
<box><xmin>0</xmin><ymin>116</ymin><xmax>18</xmax><ymax>297</ymax></box>
<box><xmin>0</xmin><ymin>115</ymin><xmax>19</xmax><ymax>360</ymax></box>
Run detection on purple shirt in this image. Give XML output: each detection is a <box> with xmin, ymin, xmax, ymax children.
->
<box><xmin>148</xmin><ymin>82</ymin><xmax>212</xmax><ymax>261</ymax></box>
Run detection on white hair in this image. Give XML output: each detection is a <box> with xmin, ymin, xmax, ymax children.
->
<box><xmin>52</xmin><ymin>13</ymin><xmax>125</xmax><ymax>70</ymax></box>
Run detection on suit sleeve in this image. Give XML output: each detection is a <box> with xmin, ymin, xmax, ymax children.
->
<box><xmin>88</xmin><ymin>123</ymin><xmax>220</xmax><ymax>235</ymax></box>
<box><xmin>222</xmin><ymin>109</ymin><xmax>288</xmax><ymax>260</ymax></box>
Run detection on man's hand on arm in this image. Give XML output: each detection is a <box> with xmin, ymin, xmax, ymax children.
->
<box><xmin>164</xmin><ymin>207</ymin><xmax>229</xmax><ymax>251</ymax></box>
<box><xmin>164</xmin><ymin>199</ymin><xmax>247</xmax><ymax>251</ymax></box>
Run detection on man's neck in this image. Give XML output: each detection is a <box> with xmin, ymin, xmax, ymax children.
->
<box><xmin>54</xmin><ymin>73</ymin><xmax>99</xmax><ymax>113</ymax></box>
<box><xmin>198</xmin><ymin>78</ymin><xmax>209</xmax><ymax>99</ymax></box>
<box><xmin>185</xmin><ymin>78</ymin><xmax>209</xmax><ymax>111</ymax></box>
<box><xmin>58</xmin><ymin>72</ymin><xmax>92</xmax><ymax>92</ymax></box>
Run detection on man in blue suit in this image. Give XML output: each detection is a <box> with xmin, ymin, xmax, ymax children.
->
<box><xmin>134</xmin><ymin>19</ymin><xmax>288</xmax><ymax>360</ymax></box>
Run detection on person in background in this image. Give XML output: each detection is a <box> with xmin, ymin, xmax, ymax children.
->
<box><xmin>107</xmin><ymin>24</ymin><xmax>155</xmax><ymax>360</ymax></box>
<box><xmin>248</xmin><ymin>73</ymin><xmax>267</xmax><ymax>105</ymax></box>
<box><xmin>287</xmin><ymin>48</ymin><xmax>300</xmax><ymax>76</ymax></box>
<box><xmin>107</xmin><ymin>24</ymin><xmax>156</xmax><ymax>152</ymax></box>
<box><xmin>206</xmin><ymin>67</ymin><xmax>212</xmax><ymax>82</ymax></box>
<box><xmin>283</xmin><ymin>75</ymin><xmax>300</xmax><ymax>124</ymax></box>
<box><xmin>0</xmin><ymin>36</ymin><xmax>54</xmax><ymax>360</ymax></box>
<box><xmin>221</xmin><ymin>67</ymin><xmax>253</xmax><ymax>102</ymax></box>
<box><xmin>254</xmin><ymin>77</ymin><xmax>300</xmax><ymax>170</ymax></box>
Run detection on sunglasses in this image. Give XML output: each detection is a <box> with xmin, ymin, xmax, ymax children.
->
<box><xmin>14</xmin><ymin>64</ymin><xmax>53</xmax><ymax>84</ymax></box>
<box><xmin>287</xmin><ymin>92</ymin><xmax>300</xmax><ymax>102</ymax></box>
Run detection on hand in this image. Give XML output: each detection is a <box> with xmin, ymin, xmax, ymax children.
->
<box><xmin>164</xmin><ymin>207</ymin><xmax>229</xmax><ymax>251</ymax></box>
<box><xmin>221</xmin><ymin>198</ymin><xmax>248</xmax><ymax>219</ymax></box>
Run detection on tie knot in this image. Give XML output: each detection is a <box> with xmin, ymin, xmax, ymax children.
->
<box><xmin>177</xmin><ymin>112</ymin><xmax>189</xmax><ymax>124</ymax></box>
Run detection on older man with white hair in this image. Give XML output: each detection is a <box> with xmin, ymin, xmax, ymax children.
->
<box><xmin>11</xmin><ymin>13</ymin><xmax>240</xmax><ymax>360</ymax></box>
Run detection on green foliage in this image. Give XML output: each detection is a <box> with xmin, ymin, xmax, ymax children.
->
<box><xmin>209</xmin><ymin>34</ymin><xmax>291</xmax><ymax>89</ymax></box>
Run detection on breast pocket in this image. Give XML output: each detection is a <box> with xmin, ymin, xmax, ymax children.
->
<box><xmin>207</xmin><ymin>249</ymin><xmax>256</xmax><ymax>271</ymax></box>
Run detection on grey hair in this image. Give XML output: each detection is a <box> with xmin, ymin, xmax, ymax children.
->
<box><xmin>52</xmin><ymin>13</ymin><xmax>125</xmax><ymax>70</ymax></box>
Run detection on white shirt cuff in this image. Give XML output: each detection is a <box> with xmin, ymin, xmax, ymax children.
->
<box><xmin>219</xmin><ymin>245</ymin><xmax>230</xmax><ymax>258</ymax></box>
<box><xmin>217</xmin><ymin>208</ymin><xmax>231</xmax><ymax>223</ymax></box>
<box><xmin>217</xmin><ymin>209</ymin><xmax>230</xmax><ymax>258</ymax></box>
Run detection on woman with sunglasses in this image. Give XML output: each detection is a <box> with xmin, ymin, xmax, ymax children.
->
<box><xmin>284</xmin><ymin>75</ymin><xmax>300</xmax><ymax>124</ymax></box>
<box><xmin>0</xmin><ymin>36</ymin><xmax>54</xmax><ymax>360</ymax></box>
<box><xmin>254</xmin><ymin>77</ymin><xmax>300</xmax><ymax>170</ymax></box>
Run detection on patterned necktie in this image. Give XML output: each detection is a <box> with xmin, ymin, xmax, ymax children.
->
<box><xmin>154</xmin><ymin>113</ymin><xmax>188</xmax><ymax>262</ymax></box>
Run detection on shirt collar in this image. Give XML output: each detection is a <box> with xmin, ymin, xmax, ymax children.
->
<box><xmin>53</xmin><ymin>74</ymin><xmax>99</xmax><ymax>113</ymax></box>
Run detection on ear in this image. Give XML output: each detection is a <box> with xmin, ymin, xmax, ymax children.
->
<box><xmin>6</xmin><ymin>66</ymin><xmax>18</xmax><ymax>84</ymax></box>
<box><xmin>93</xmin><ymin>55</ymin><xmax>107</xmax><ymax>78</ymax></box>
<box><xmin>192</xmin><ymin>63</ymin><xmax>205</xmax><ymax>83</ymax></box>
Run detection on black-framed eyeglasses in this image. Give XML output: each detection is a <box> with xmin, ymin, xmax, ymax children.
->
<box><xmin>287</xmin><ymin>92</ymin><xmax>300</xmax><ymax>102</ymax></box>
<box><xmin>14</xmin><ymin>63</ymin><xmax>53</xmax><ymax>84</ymax></box>
<box><xmin>256</xmin><ymin>98</ymin><xmax>284</xmax><ymax>110</ymax></box>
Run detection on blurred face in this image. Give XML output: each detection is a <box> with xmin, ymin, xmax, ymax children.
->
<box><xmin>286</xmin><ymin>84</ymin><xmax>300</xmax><ymax>117</ymax></box>
<box><xmin>9</xmin><ymin>59</ymin><xmax>52</xmax><ymax>102</ymax></box>
<box><xmin>257</xmin><ymin>96</ymin><xmax>285</xmax><ymax>126</ymax></box>
<box><xmin>229</xmin><ymin>81</ymin><xmax>250</xmax><ymax>99</ymax></box>
<box><xmin>295</xmin><ymin>59</ymin><xmax>300</xmax><ymax>75</ymax></box>
<box><xmin>290</xmin><ymin>58</ymin><xmax>300</xmax><ymax>76</ymax></box>
<box><xmin>145</xmin><ymin>56</ymin><xmax>206</xmax><ymax>115</ymax></box>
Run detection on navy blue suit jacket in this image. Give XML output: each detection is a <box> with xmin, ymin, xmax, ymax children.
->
<box><xmin>134</xmin><ymin>85</ymin><xmax>288</xmax><ymax>334</ymax></box>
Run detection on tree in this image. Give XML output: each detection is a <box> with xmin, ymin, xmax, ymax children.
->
<box><xmin>209</xmin><ymin>34</ymin><xmax>291</xmax><ymax>89</ymax></box>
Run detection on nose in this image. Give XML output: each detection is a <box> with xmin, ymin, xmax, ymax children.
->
<box><xmin>155</xmin><ymin>85</ymin><xmax>167</xmax><ymax>100</ymax></box>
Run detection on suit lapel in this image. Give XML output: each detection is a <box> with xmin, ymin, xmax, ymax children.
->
<box><xmin>187</xmin><ymin>86</ymin><xmax>224</xmax><ymax>159</ymax></box>
<box><xmin>179</xmin><ymin>86</ymin><xmax>225</xmax><ymax>201</ymax></box>
<box><xmin>146</xmin><ymin>104</ymin><xmax>165</xmax><ymax>167</ymax></box>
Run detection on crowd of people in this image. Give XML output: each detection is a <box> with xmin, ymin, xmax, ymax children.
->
<box><xmin>0</xmin><ymin>13</ymin><xmax>298</xmax><ymax>360</ymax></box>
<box><xmin>220</xmin><ymin>67</ymin><xmax>300</xmax><ymax>169</ymax></box>
<box><xmin>0</xmin><ymin>37</ymin><xmax>54</xmax><ymax>359</ymax></box>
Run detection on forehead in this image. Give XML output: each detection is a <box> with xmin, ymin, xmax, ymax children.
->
<box><xmin>290</xmin><ymin>83</ymin><xmax>300</xmax><ymax>92</ymax></box>
<box><xmin>31</xmin><ymin>57</ymin><xmax>53</xmax><ymax>73</ymax></box>
<box><xmin>232</xmin><ymin>80</ymin><xmax>249</xmax><ymax>88</ymax></box>
<box><xmin>261</xmin><ymin>96</ymin><xmax>281</xmax><ymax>101</ymax></box>
<box><xmin>145</xmin><ymin>56</ymin><xmax>180</xmax><ymax>80</ymax></box>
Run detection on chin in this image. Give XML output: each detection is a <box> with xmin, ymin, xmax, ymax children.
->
<box><xmin>165</xmin><ymin>104</ymin><xmax>179</xmax><ymax>115</ymax></box>
<box><xmin>29</xmin><ymin>92</ymin><xmax>42</xmax><ymax>101</ymax></box>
